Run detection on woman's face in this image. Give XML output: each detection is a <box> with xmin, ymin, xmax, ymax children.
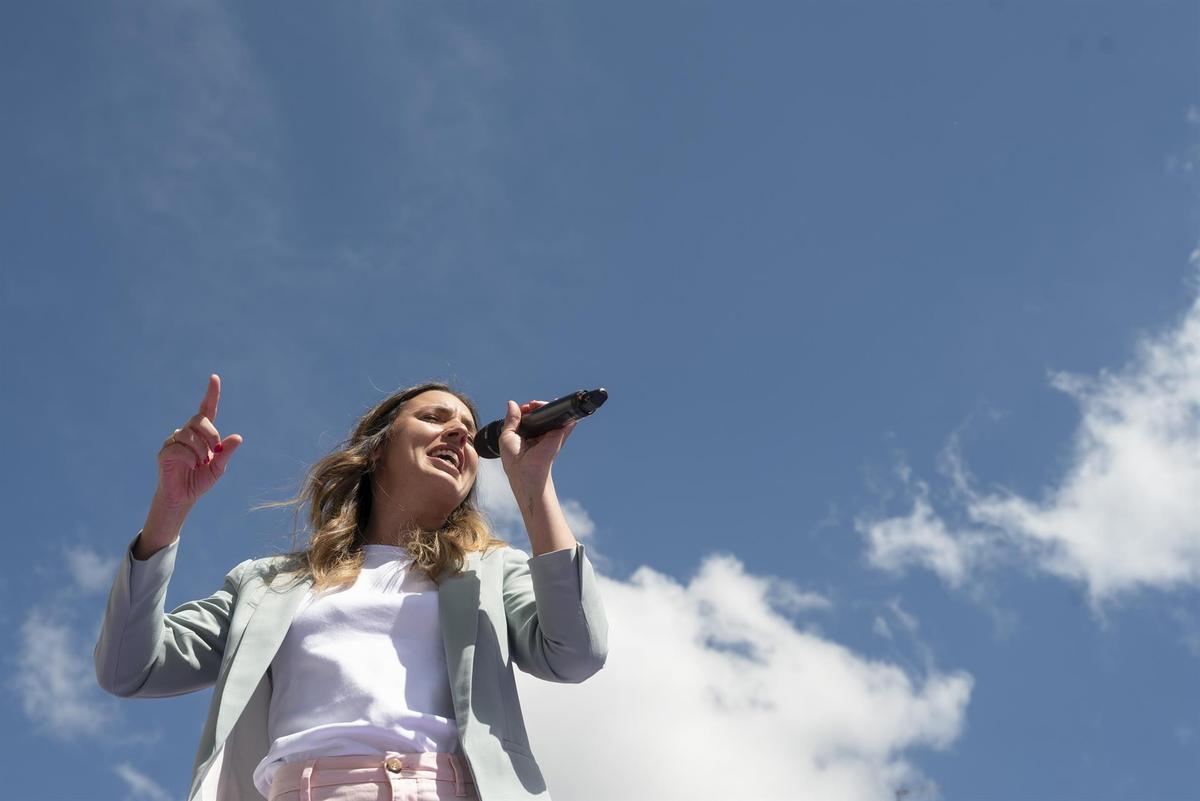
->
<box><xmin>373</xmin><ymin>390</ymin><xmax>479</xmax><ymax>526</ymax></box>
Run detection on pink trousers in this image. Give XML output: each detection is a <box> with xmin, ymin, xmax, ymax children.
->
<box><xmin>267</xmin><ymin>753</ymin><xmax>478</xmax><ymax>801</ymax></box>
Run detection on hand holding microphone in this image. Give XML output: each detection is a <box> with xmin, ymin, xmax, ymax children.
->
<box><xmin>478</xmin><ymin>388</ymin><xmax>608</xmax><ymax>488</ymax></box>
<box><xmin>475</xmin><ymin>388</ymin><xmax>608</xmax><ymax>458</ymax></box>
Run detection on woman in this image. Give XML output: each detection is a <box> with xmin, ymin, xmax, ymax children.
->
<box><xmin>94</xmin><ymin>374</ymin><xmax>609</xmax><ymax>801</ymax></box>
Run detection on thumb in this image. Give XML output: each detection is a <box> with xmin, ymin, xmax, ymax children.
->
<box><xmin>502</xmin><ymin>400</ymin><xmax>521</xmax><ymax>434</ymax></box>
<box><xmin>210</xmin><ymin>434</ymin><xmax>243</xmax><ymax>473</ymax></box>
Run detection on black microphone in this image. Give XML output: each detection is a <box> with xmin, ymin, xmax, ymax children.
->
<box><xmin>474</xmin><ymin>388</ymin><xmax>608</xmax><ymax>459</ymax></box>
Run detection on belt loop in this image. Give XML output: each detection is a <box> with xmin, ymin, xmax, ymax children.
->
<box><xmin>299</xmin><ymin>760</ymin><xmax>316</xmax><ymax>801</ymax></box>
<box><xmin>449</xmin><ymin>754</ymin><xmax>467</xmax><ymax>797</ymax></box>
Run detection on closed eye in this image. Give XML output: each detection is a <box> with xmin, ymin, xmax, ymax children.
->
<box><xmin>420</xmin><ymin>411</ymin><xmax>477</xmax><ymax>438</ymax></box>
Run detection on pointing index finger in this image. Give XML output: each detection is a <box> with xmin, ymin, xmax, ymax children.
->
<box><xmin>200</xmin><ymin>373</ymin><xmax>221</xmax><ymax>421</ymax></box>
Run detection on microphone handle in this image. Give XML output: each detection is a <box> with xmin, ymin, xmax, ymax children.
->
<box><xmin>474</xmin><ymin>388</ymin><xmax>608</xmax><ymax>459</ymax></box>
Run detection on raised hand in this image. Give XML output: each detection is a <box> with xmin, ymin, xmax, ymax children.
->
<box><xmin>155</xmin><ymin>374</ymin><xmax>243</xmax><ymax>511</ymax></box>
<box><xmin>499</xmin><ymin>399</ymin><xmax>576</xmax><ymax>491</ymax></box>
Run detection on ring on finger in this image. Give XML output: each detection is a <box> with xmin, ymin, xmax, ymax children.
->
<box><xmin>160</xmin><ymin>429</ymin><xmax>182</xmax><ymax>452</ymax></box>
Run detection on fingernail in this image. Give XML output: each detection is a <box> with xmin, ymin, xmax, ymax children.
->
<box><xmin>214</xmin><ymin>443</ymin><xmax>224</xmax><ymax>453</ymax></box>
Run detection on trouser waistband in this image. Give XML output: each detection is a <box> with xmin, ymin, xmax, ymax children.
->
<box><xmin>269</xmin><ymin>752</ymin><xmax>474</xmax><ymax>799</ymax></box>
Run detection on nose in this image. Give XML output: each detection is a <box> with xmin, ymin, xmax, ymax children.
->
<box><xmin>443</xmin><ymin>422</ymin><xmax>470</xmax><ymax>446</ymax></box>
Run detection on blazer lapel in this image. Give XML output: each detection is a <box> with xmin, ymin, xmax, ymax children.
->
<box><xmin>438</xmin><ymin>550</ymin><xmax>482</xmax><ymax>729</ymax></box>
<box><xmin>214</xmin><ymin>572</ymin><xmax>313</xmax><ymax>745</ymax></box>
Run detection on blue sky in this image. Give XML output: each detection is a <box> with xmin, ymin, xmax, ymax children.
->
<box><xmin>3</xmin><ymin>2</ymin><xmax>1199</xmax><ymax>800</ymax></box>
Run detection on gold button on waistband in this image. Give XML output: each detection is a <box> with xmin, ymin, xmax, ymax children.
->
<box><xmin>384</xmin><ymin>757</ymin><xmax>404</xmax><ymax>773</ymax></box>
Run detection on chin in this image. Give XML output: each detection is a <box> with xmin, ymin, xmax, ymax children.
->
<box><xmin>425</xmin><ymin>485</ymin><xmax>467</xmax><ymax>515</ymax></box>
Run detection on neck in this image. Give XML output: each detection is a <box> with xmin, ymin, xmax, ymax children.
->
<box><xmin>364</xmin><ymin>474</ymin><xmax>459</xmax><ymax>546</ymax></box>
<box><xmin>363</xmin><ymin>501</ymin><xmax>451</xmax><ymax>548</ymax></box>
<box><xmin>362</xmin><ymin>526</ymin><xmax>418</xmax><ymax>548</ymax></box>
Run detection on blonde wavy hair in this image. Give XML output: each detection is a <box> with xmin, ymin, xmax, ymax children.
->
<box><xmin>255</xmin><ymin>381</ymin><xmax>508</xmax><ymax>592</ymax></box>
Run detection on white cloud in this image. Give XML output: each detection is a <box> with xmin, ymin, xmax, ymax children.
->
<box><xmin>63</xmin><ymin>544</ymin><xmax>120</xmax><ymax>595</ymax></box>
<box><xmin>861</xmin><ymin>267</ymin><xmax>1200</xmax><ymax>605</ymax></box>
<box><xmin>114</xmin><ymin>762</ymin><xmax>173</xmax><ymax>801</ymax></box>
<box><xmin>887</xmin><ymin>599</ymin><xmax>920</xmax><ymax>635</ymax></box>
<box><xmin>480</xmin><ymin>456</ymin><xmax>969</xmax><ymax>798</ymax></box>
<box><xmin>558</xmin><ymin>498</ymin><xmax>596</xmax><ymax>543</ymax></box>
<box><xmin>7</xmin><ymin>605</ymin><xmax>114</xmax><ymax>740</ymax></box>
<box><xmin>859</xmin><ymin>475</ymin><xmax>989</xmax><ymax>589</ymax></box>
<box><xmin>517</xmin><ymin>553</ymin><xmax>972</xmax><ymax>801</ymax></box>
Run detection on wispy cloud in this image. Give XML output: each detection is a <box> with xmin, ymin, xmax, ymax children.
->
<box><xmin>114</xmin><ymin>762</ymin><xmax>174</xmax><ymax>801</ymax></box>
<box><xmin>63</xmin><ymin>544</ymin><xmax>121</xmax><ymax>596</ymax></box>
<box><xmin>7</xmin><ymin>605</ymin><xmax>114</xmax><ymax>740</ymax></box>
<box><xmin>85</xmin><ymin>0</ymin><xmax>283</xmax><ymax>253</ymax></box>
<box><xmin>1165</xmin><ymin>106</ymin><xmax>1200</xmax><ymax>177</ymax></box>
<box><xmin>860</xmin><ymin>258</ymin><xmax>1200</xmax><ymax>607</ymax></box>
<box><xmin>9</xmin><ymin>546</ymin><xmax>161</xmax><ymax>748</ymax></box>
<box><xmin>861</xmin><ymin>467</ymin><xmax>992</xmax><ymax>590</ymax></box>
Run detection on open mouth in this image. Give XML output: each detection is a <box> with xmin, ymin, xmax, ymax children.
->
<box><xmin>428</xmin><ymin>452</ymin><xmax>461</xmax><ymax>475</ymax></box>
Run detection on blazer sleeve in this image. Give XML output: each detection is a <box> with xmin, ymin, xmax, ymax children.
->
<box><xmin>502</xmin><ymin>542</ymin><xmax>609</xmax><ymax>684</ymax></box>
<box><xmin>93</xmin><ymin>529</ymin><xmax>252</xmax><ymax>699</ymax></box>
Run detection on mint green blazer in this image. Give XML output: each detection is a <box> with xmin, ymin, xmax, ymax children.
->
<box><xmin>94</xmin><ymin>531</ymin><xmax>609</xmax><ymax>801</ymax></box>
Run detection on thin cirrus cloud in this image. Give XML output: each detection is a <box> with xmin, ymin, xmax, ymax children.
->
<box><xmin>9</xmin><ymin>604</ymin><xmax>114</xmax><ymax>741</ymax></box>
<box><xmin>859</xmin><ymin>259</ymin><xmax>1200</xmax><ymax>606</ymax></box>
<box><xmin>9</xmin><ymin>545</ymin><xmax>165</xmax><ymax>750</ymax></box>
<box><xmin>476</xmin><ymin>463</ymin><xmax>973</xmax><ymax>801</ymax></box>
<box><xmin>113</xmin><ymin>762</ymin><xmax>174</xmax><ymax>801</ymax></box>
<box><xmin>63</xmin><ymin>543</ymin><xmax>121</xmax><ymax>596</ymax></box>
<box><xmin>82</xmin><ymin>1</ymin><xmax>516</xmax><ymax>279</ymax></box>
<box><xmin>83</xmin><ymin>1</ymin><xmax>283</xmax><ymax>248</ymax></box>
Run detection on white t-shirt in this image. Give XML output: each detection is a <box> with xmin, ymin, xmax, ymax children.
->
<box><xmin>252</xmin><ymin>543</ymin><xmax>460</xmax><ymax>797</ymax></box>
